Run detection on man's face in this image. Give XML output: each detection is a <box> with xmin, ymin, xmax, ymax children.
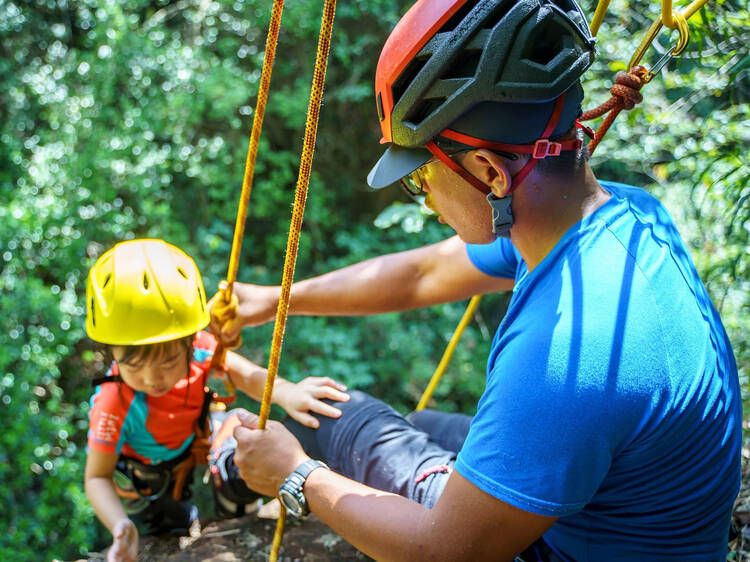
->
<box><xmin>413</xmin><ymin>153</ymin><xmax>498</xmax><ymax>245</ymax></box>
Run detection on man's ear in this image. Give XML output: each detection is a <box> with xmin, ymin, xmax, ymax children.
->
<box><xmin>465</xmin><ymin>149</ymin><xmax>512</xmax><ymax>197</ymax></box>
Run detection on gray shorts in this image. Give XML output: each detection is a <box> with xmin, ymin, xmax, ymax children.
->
<box><xmin>283</xmin><ymin>390</ymin><xmax>472</xmax><ymax>508</ymax></box>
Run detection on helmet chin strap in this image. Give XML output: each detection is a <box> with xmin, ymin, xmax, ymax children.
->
<box><xmin>487</xmin><ymin>193</ymin><xmax>514</xmax><ymax>238</ymax></box>
<box><xmin>424</xmin><ymin>94</ymin><xmax>580</xmax><ymax>239</ymax></box>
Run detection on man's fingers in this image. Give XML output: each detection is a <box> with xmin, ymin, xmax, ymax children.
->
<box><xmin>236</xmin><ymin>409</ymin><xmax>259</xmax><ymax>428</ymax></box>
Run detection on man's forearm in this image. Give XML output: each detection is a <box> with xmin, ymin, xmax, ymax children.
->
<box><xmin>303</xmin><ymin>468</ymin><xmax>445</xmax><ymax>561</ymax></box>
<box><xmin>289</xmin><ymin>252</ymin><xmax>425</xmax><ymax>316</ymax></box>
<box><xmin>288</xmin><ymin>237</ymin><xmax>511</xmax><ymax>317</ymax></box>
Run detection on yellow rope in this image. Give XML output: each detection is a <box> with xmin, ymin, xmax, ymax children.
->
<box><xmin>259</xmin><ymin>0</ymin><xmax>337</xmax><ymax>559</ymax></box>
<box><xmin>211</xmin><ymin>0</ymin><xmax>286</xmax><ymax>379</ymax></box>
<box><xmin>589</xmin><ymin>0</ymin><xmax>611</xmax><ymax>36</ymax></box>
<box><xmin>416</xmin><ymin>295</ymin><xmax>482</xmax><ymax>411</ymax></box>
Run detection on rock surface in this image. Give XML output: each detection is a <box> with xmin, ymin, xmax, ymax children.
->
<box><xmin>85</xmin><ymin>502</ymin><xmax>371</xmax><ymax>562</ymax></box>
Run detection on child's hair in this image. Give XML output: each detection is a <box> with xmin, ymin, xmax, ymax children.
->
<box><xmin>106</xmin><ymin>334</ymin><xmax>194</xmax><ymax>369</ymax></box>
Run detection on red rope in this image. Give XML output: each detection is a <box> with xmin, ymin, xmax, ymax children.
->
<box><xmin>580</xmin><ymin>66</ymin><xmax>649</xmax><ymax>154</ymax></box>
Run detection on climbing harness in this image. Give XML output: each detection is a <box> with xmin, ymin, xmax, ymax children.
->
<box><xmin>98</xmin><ymin>366</ymin><xmax>214</xmax><ymax>505</ymax></box>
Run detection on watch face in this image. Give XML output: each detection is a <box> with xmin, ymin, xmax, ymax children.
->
<box><xmin>279</xmin><ymin>489</ymin><xmax>302</xmax><ymax>517</ymax></box>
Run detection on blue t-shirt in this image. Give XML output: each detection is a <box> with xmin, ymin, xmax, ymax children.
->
<box><xmin>456</xmin><ymin>182</ymin><xmax>740</xmax><ymax>561</ymax></box>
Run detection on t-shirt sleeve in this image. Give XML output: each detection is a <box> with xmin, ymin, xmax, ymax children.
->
<box><xmin>454</xmin><ymin>338</ymin><xmax>619</xmax><ymax>517</ymax></box>
<box><xmin>465</xmin><ymin>238</ymin><xmax>520</xmax><ymax>279</ymax></box>
<box><xmin>88</xmin><ymin>383</ymin><xmax>130</xmax><ymax>455</ymax></box>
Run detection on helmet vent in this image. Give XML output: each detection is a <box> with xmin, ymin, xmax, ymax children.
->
<box><xmin>523</xmin><ymin>21</ymin><xmax>566</xmax><ymax>66</ymax></box>
<box><xmin>143</xmin><ymin>273</ymin><xmax>149</xmax><ymax>290</ymax></box>
<box><xmin>443</xmin><ymin>49</ymin><xmax>482</xmax><ymax>80</ymax></box>
<box><xmin>90</xmin><ymin>297</ymin><xmax>96</xmax><ymax>327</ymax></box>
<box><xmin>392</xmin><ymin>56</ymin><xmax>428</xmax><ymax>107</ymax></box>
<box><xmin>102</xmin><ymin>274</ymin><xmax>111</xmax><ymax>289</ymax></box>
<box><xmin>481</xmin><ymin>1</ymin><xmax>513</xmax><ymax>30</ymax></box>
<box><xmin>405</xmin><ymin>99</ymin><xmax>443</xmax><ymax>127</ymax></box>
<box><xmin>436</xmin><ymin>0</ymin><xmax>479</xmax><ymax>34</ymax></box>
<box><xmin>177</xmin><ymin>267</ymin><xmax>188</xmax><ymax>280</ymax></box>
<box><xmin>197</xmin><ymin>287</ymin><xmax>205</xmax><ymax>311</ymax></box>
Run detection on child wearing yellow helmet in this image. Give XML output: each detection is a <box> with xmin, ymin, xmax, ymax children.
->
<box><xmin>83</xmin><ymin>239</ymin><xmax>349</xmax><ymax>562</ymax></box>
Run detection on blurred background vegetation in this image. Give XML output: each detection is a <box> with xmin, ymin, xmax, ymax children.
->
<box><xmin>0</xmin><ymin>0</ymin><xmax>747</xmax><ymax>558</ymax></box>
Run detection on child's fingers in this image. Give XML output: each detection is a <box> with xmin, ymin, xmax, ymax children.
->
<box><xmin>304</xmin><ymin>376</ymin><xmax>347</xmax><ymax>391</ymax></box>
<box><xmin>314</xmin><ymin>385</ymin><xmax>350</xmax><ymax>403</ymax></box>
<box><xmin>290</xmin><ymin>411</ymin><xmax>320</xmax><ymax>429</ymax></box>
<box><xmin>308</xmin><ymin>400</ymin><xmax>343</xmax><ymax>419</ymax></box>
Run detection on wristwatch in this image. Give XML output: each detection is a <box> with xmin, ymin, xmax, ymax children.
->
<box><xmin>278</xmin><ymin>459</ymin><xmax>329</xmax><ymax>517</ymax></box>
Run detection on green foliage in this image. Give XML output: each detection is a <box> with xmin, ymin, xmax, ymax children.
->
<box><xmin>0</xmin><ymin>0</ymin><xmax>746</xmax><ymax>559</ymax></box>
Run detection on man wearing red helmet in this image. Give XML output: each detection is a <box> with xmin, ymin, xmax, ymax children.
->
<box><xmin>219</xmin><ymin>0</ymin><xmax>740</xmax><ymax>559</ymax></box>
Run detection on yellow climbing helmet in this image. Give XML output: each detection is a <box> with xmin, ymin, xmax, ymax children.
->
<box><xmin>86</xmin><ymin>239</ymin><xmax>210</xmax><ymax>345</ymax></box>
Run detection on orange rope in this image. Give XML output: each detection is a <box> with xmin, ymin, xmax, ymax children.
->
<box><xmin>210</xmin><ymin>0</ymin><xmax>286</xmax><ymax>377</ymax></box>
<box><xmin>260</xmin><ymin>1</ymin><xmax>337</xmax><ymax>560</ymax></box>
<box><xmin>580</xmin><ymin>66</ymin><xmax>649</xmax><ymax>154</ymax></box>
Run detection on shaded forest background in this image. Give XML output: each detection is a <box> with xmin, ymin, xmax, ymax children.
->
<box><xmin>0</xmin><ymin>0</ymin><xmax>747</xmax><ymax>559</ymax></box>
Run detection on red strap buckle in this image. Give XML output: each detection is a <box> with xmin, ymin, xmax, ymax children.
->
<box><xmin>532</xmin><ymin>139</ymin><xmax>562</xmax><ymax>159</ymax></box>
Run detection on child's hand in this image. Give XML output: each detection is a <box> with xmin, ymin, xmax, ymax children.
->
<box><xmin>107</xmin><ymin>518</ymin><xmax>138</xmax><ymax>562</ymax></box>
<box><xmin>275</xmin><ymin>377</ymin><xmax>350</xmax><ymax>428</ymax></box>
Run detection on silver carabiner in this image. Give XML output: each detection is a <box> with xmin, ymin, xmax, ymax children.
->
<box><xmin>645</xmin><ymin>41</ymin><xmax>681</xmax><ymax>82</ymax></box>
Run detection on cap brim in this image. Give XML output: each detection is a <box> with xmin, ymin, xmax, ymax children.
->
<box><xmin>367</xmin><ymin>144</ymin><xmax>433</xmax><ymax>189</ymax></box>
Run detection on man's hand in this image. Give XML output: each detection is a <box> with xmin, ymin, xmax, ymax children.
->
<box><xmin>208</xmin><ymin>283</ymin><xmax>280</xmax><ymax>343</ymax></box>
<box><xmin>233</xmin><ymin>410</ymin><xmax>310</xmax><ymax>497</ymax></box>
<box><xmin>107</xmin><ymin>518</ymin><xmax>138</xmax><ymax>562</ymax></box>
<box><xmin>274</xmin><ymin>377</ymin><xmax>350</xmax><ymax>428</ymax></box>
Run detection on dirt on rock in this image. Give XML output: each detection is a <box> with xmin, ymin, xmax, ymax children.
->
<box><xmin>85</xmin><ymin>504</ymin><xmax>372</xmax><ymax>562</ymax></box>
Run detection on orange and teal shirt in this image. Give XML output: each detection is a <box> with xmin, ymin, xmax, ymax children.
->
<box><xmin>87</xmin><ymin>331</ymin><xmax>217</xmax><ymax>465</ymax></box>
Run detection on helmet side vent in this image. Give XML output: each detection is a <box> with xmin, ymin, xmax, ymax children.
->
<box><xmin>90</xmin><ymin>297</ymin><xmax>96</xmax><ymax>327</ymax></box>
<box><xmin>436</xmin><ymin>0</ymin><xmax>479</xmax><ymax>34</ymax></box>
<box><xmin>102</xmin><ymin>274</ymin><xmax>111</xmax><ymax>289</ymax></box>
<box><xmin>143</xmin><ymin>273</ymin><xmax>149</xmax><ymax>291</ymax></box>
<box><xmin>442</xmin><ymin>48</ymin><xmax>482</xmax><ymax>80</ymax></box>
<box><xmin>405</xmin><ymin>99</ymin><xmax>444</xmax><ymax>129</ymax></box>
<box><xmin>392</xmin><ymin>56</ymin><xmax>429</xmax><ymax>107</ymax></box>
<box><xmin>177</xmin><ymin>267</ymin><xmax>188</xmax><ymax>280</ymax></box>
<box><xmin>523</xmin><ymin>20</ymin><xmax>566</xmax><ymax>66</ymax></box>
<box><xmin>197</xmin><ymin>287</ymin><xmax>205</xmax><ymax>311</ymax></box>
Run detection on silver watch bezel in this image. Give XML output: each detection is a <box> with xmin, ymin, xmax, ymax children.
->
<box><xmin>278</xmin><ymin>459</ymin><xmax>328</xmax><ymax>518</ymax></box>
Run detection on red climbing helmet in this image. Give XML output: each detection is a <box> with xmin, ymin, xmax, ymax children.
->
<box><xmin>368</xmin><ymin>0</ymin><xmax>597</xmax><ymax>189</ymax></box>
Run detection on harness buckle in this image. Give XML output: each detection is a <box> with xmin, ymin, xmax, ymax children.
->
<box><xmin>532</xmin><ymin>139</ymin><xmax>562</xmax><ymax>159</ymax></box>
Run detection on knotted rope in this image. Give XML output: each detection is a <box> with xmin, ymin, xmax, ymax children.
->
<box><xmin>580</xmin><ymin>66</ymin><xmax>649</xmax><ymax>154</ymax></box>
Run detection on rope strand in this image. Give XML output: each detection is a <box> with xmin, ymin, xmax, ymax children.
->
<box><xmin>260</xmin><ymin>1</ymin><xmax>337</xmax><ymax>560</ymax></box>
<box><xmin>580</xmin><ymin>66</ymin><xmax>648</xmax><ymax>154</ymax></box>
<box><xmin>210</xmin><ymin>0</ymin><xmax>286</xmax><ymax>376</ymax></box>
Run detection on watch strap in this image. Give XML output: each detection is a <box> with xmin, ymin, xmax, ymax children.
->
<box><xmin>294</xmin><ymin>459</ymin><xmax>328</xmax><ymax>481</ymax></box>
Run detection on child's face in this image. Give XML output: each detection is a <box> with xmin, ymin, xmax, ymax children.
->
<box><xmin>112</xmin><ymin>342</ymin><xmax>190</xmax><ymax>397</ymax></box>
